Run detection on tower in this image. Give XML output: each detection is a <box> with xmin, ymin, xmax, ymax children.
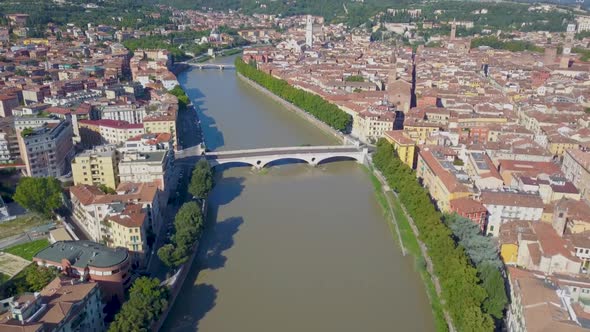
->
<box><xmin>305</xmin><ymin>15</ymin><xmax>313</xmax><ymax>47</ymax></box>
<box><xmin>450</xmin><ymin>19</ymin><xmax>457</xmax><ymax>40</ymax></box>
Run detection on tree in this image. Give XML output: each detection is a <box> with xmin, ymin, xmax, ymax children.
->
<box><xmin>25</xmin><ymin>265</ymin><xmax>58</xmax><ymax>291</ymax></box>
<box><xmin>99</xmin><ymin>184</ymin><xmax>116</xmax><ymax>194</ymax></box>
<box><xmin>109</xmin><ymin>277</ymin><xmax>169</xmax><ymax>332</ymax></box>
<box><xmin>188</xmin><ymin>159</ymin><xmax>213</xmax><ymax>198</ymax></box>
<box><xmin>157</xmin><ymin>243</ymin><xmax>176</xmax><ymax>267</ymax></box>
<box><xmin>13</xmin><ymin>177</ymin><xmax>63</xmax><ymax>217</ymax></box>
<box><xmin>479</xmin><ymin>263</ymin><xmax>508</xmax><ymax>320</ymax></box>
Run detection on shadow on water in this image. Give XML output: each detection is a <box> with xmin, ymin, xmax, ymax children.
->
<box><xmin>199</xmin><ymin>216</ymin><xmax>244</xmax><ymax>270</ymax></box>
<box><xmin>164</xmin><ymin>217</ymin><xmax>244</xmax><ymax>332</ymax></box>
<box><xmin>209</xmin><ymin>176</ymin><xmax>245</xmax><ymax>207</ymax></box>
<box><xmin>181</xmin><ymin>76</ymin><xmax>225</xmax><ymax>150</ymax></box>
<box><xmin>167</xmin><ymin>283</ymin><xmax>218</xmax><ymax>332</ymax></box>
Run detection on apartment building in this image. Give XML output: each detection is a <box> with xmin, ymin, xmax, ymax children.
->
<box><xmin>352</xmin><ymin>110</ymin><xmax>395</xmax><ymax>143</ymax></box>
<box><xmin>562</xmin><ymin>149</ymin><xmax>590</xmax><ymax>201</ymax></box>
<box><xmin>416</xmin><ymin>147</ymin><xmax>472</xmax><ymax>212</ymax></box>
<box><xmin>17</xmin><ymin>119</ymin><xmax>74</xmax><ymax>177</ymax></box>
<box><xmin>78</xmin><ymin>119</ymin><xmax>144</xmax><ymax>146</ymax></box>
<box><xmin>118</xmin><ymin>150</ymin><xmax>173</xmax><ymax>192</ymax></box>
<box><xmin>506</xmin><ymin>267</ymin><xmax>587</xmax><ymax>332</ymax></box>
<box><xmin>69</xmin><ymin>181</ymin><xmax>163</xmax><ymax>245</ymax></box>
<box><xmin>99</xmin><ymin>104</ymin><xmax>146</xmax><ymax>124</ymax></box>
<box><xmin>0</xmin><ymin>277</ymin><xmax>105</xmax><ymax>332</ymax></box>
<box><xmin>72</xmin><ymin>144</ymin><xmax>119</xmax><ymax>189</ymax></box>
<box><xmin>0</xmin><ymin>118</ymin><xmax>19</xmax><ymax>164</ymax></box>
<box><xmin>481</xmin><ymin>190</ymin><xmax>544</xmax><ymax>237</ymax></box>
<box><xmin>384</xmin><ymin>130</ymin><xmax>416</xmax><ymax>168</ymax></box>
<box><xmin>34</xmin><ymin>240</ymin><xmax>131</xmax><ymax>302</ymax></box>
<box><xmin>106</xmin><ymin>204</ymin><xmax>148</xmax><ymax>267</ymax></box>
<box><xmin>0</xmin><ymin>94</ymin><xmax>19</xmax><ymax>117</ymax></box>
<box><xmin>143</xmin><ymin>114</ymin><xmax>177</xmax><ymax>149</ymax></box>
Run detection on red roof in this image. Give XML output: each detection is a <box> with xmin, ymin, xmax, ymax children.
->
<box><xmin>79</xmin><ymin>119</ymin><xmax>143</xmax><ymax>129</ymax></box>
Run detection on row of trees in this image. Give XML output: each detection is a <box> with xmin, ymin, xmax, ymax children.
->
<box><xmin>235</xmin><ymin>58</ymin><xmax>352</xmax><ymax>132</ymax></box>
<box><xmin>170</xmin><ymin>85</ymin><xmax>190</xmax><ymax>111</ymax></box>
<box><xmin>470</xmin><ymin>36</ymin><xmax>544</xmax><ymax>53</ymax></box>
<box><xmin>444</xmin><ymin>214</ymin><xmax>508</xmax><ymax>322</ymax></box>
<box><xmin>108</xmin><ymin>277</ymin><xmax>169</xmax><ymax>331</ymax></box>
<box><xmin>372</xmin><ymin>139</ymin><xmax>496</xmax><ymax>331</ymax></box>
<box><xmin>157</xmin><ymin>160</ymin><xmax>213</xmax><ymax>268</ymax></box>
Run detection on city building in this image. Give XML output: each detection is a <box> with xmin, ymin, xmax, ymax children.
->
<box><xmin>481</xmin><ymin>190</ymin><xmax>544</xmax><ymax>237</ymax></box>
<box><xmin>384</xmin><ymin>130</ymin><xmax>416</xmax><ymax>168</ymax></box>
<box><xmin>506</xmin><ymin>267</ymin><xmax>587</xmax><ymax>332</ymax></box>
<box><xmin>105</xmin><ymin>204</ymin><xmax>148</xmax><ymax>267</ymax></box>
<box><xmin>0</xmin><ymin>94</ymin><xmax>19</xmax><ymax>118</ymax></box>
<box><xmin>118</xmin><ymin>150</ymin><xmax>173</xmax><ymax>192</ymax></box>
<box><xmin>0</xmin><ymin>276</ymin><xmax>105</xmax><ymax>332</ymax></box>
<box><xmin>78</xmin><ymin>119</ymin><xmax>144</xmax><ymax>146</ymax></box>
<box><xmin>562</xmin><ymin>149</ymin><xmax>590</xmax><ymax>201</ymax></box>
<box><xmin>99</xmin><ymin>104</ymin><xmax>146</xmax><ymax>124</ymax></box>
<box><xmin>0</xmin><ymin>118</ymin><xmax>20</xmax><ymax>164</ymax></box>
<box><xmin>353</xmin><ymin>110</ymin><xmax>395</xmax><ymax>143</ymax></box>
<box><xmin>449</xmin><ymin>197</ymin><xmax>488</xmax><ymax>231</ymax></box>
<box><xmin>16</xmin><ymin>119</ymin><xmax>74</xmax><ymax>177</ymax></box>
<box><xmin>72</xmin><ymin>144</ymin><xmax>119</xmax><ymax>189</ymax></box>
<box><xmin>416</xmin><ymin>147</ymin><xmax>472</xmax><ymax>212</ymax></box>
<box><xmin>34</xmin><ymin>240</ymin><xmax>131</xmax><ymax>302</ymax></box>
<box><xmin>69</xmin><ymin>182</ymin><xmax>163</xmax><ymax>246</ymax></box>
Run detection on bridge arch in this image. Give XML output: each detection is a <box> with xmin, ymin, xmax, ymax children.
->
<box><xmin>316</xmin><ymin>155</ymin><xmax>362</xmax><ymax>165</ymax></box>
<box><xmin>262</xmin><ymin>157</ymin><xmax>310</xmax><ymax>169</ymax></box>
<box><xmin>210</xmin><ymin>161</ymin><xmax>256</xmax><ymax>170</ymax></box>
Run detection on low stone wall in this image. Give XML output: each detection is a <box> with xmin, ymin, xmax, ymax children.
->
<box><xmin>236</xmin><ymin>73</ymin><xmax>346</xmax><ymax>144</ymax></box>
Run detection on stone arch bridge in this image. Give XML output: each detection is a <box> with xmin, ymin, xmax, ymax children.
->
<box><xmin>176</xmin><ymin>145</ymin><xmax>368</xmax><ymax>169</ymax></box>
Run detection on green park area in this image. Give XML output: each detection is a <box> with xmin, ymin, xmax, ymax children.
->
<box><xmin>3</xmin><ymin>239</ymin><xmax>50</xmax><ymax>261</ymax></box>
<box><xmin>0</xmin><ymin>214</ymin><xmax>50</xmax><ymax>240</ymax></box>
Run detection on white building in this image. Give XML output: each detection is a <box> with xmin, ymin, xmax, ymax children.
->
<box><xmin>118</xmin><ymin>150</ymin><xmax>173</xmax><ymax>192</ymax></box>
<box><xmin>481</xmin><ymin>190</ymin><xmax>544</xmax><ymax>237</ymax></box>
<box><xmin>100</xmin><ymin>104</ymin><xmax>146</xmax><ymax>124</ymax></box>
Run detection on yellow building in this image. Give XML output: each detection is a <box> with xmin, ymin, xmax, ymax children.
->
<box><xmin>402</xmin><ymin>119</ymin><xmax>440</xmax><ymax>144</ymax></box>
<box><xmin>23</xmin><ymin>38</ymin><xmax>49</xmax><ymax>45</ymax></box>
<box><xmin>498</xmin><ymin>220</ymin><xmax>535</xmax><ymax>265</ymax></box>
<box><xmin>547</xmin><ymin>135</ymin><xmax>578</xmax><ymax>157</ymax></box>
<box><xmin>143</xmin><ymin>115</ymin><xmax>177</xmax><ymax>149</ymax></box>
<box><xmin>71</xmin><ymin>145</ymin><xmax>119</xmax><ymax>190</ymax></box>
<box><xmin>384</xmin><ymin>130</ymin><xmax>416</xmax><ymax>168</ymax></box>
<box><xmin>106</xmin><ymin>204</ymin><xmax>148</xmax><ymax>267</ymax></box>
<box><xmin>416</xmin><ymin>147</ymin><xmax>471</xmax><ymax>212</ymax></box>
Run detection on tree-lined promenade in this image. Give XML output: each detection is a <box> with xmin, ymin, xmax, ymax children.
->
<box><xmin>235</xmin><ymin>58</ymin><xmax>352</xmax><ymax>132</ymax></box>
<box><xmin>373</xmin><ymin>140</ymin><xmax>507</xmax><ymax>331</ymax></box>
<box><xmin>110</xmin><ymin>159</ymin><xmax>214</xmax><ymax>331</ymax></box>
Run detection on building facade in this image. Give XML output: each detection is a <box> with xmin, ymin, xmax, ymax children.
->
<box><xmin>17</xmin><ymin>119</ymin><xmax>74</xmax><ymax>177</ymax></box>
<box><xmin>72</xmin><ymin>144</ymin><xmax>119</xmax><ymax>189</ymax></box>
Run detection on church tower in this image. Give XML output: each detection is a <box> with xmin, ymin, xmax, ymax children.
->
<box><xmin>305</xmin><ymin>15</ymin><xmax>313</xmax><ymax>47</ymax></box>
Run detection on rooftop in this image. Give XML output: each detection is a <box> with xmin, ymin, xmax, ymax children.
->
<box><xmin>34</xmin><ymin>240</ymin><xmax>128</xmax><ymax>269</ymax></box>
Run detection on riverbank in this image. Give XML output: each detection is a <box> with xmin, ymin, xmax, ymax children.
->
<box><xmin>152</xmin><ymin>200</ymin><xmax>208</xmax><ymax>331</ymax></box>
<box><xmin>236</xmin><ymin>73</ymin><xmax>345</xmax><ymax>144</ymax></box>
<box><xmin>236</xmin><ymin>65</ymin><xmax>450</xmax><ymax>330</ymax></box>
<box><xmin>365</xmin><ymin>164</ymin><xmax>449</xmax><ymax>332</ymax></box>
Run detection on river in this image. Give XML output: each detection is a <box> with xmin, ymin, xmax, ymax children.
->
<box><xmin>162</xmin><ymin>55</ymin><xmax>435</xmax><ymax>332</ymax></box>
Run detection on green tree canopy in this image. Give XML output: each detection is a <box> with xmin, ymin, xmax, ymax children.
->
<box><xmin>188</xmin><ymin>159</ymin><xmax>214</xmax><ymax>199</ymax></box>
<box><xmin>109</xmin><ymin>277</ymin><xmax>169</xmax><ymax>332</ymax></box>
<box><xmin>13</xmin><ymin>177</ymin><xmax>63</xmax><ymax>217</ymax></box>
<box><xmin>479</xmin><ymin>262</ymin><xmax>509</xmax><ymax>320</ymax></box>
<box><xmin>158</xmin><ymin>201</ymin><xmax>204</xmax><ymax>269</ymax></box>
